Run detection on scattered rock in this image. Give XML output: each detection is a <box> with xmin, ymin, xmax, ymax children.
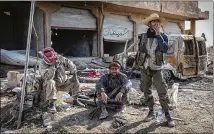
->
<box><xmin>112</xmin><ymin>117</ymin><xmax>128</xmax><ymax>129</ymax></box>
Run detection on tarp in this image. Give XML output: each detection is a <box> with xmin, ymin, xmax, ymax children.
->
<box><xmin>0</xmin><ymin>49</ymin><xmax>40</xmax><ymax>66</ymax></box>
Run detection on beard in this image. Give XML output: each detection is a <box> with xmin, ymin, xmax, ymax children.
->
<box><xmin>111</xmin><ymin>72</ymin><xmax>118</xmax><ymax>77</ymax></box>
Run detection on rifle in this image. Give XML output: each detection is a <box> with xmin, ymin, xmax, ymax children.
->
<box><xmin>89</xmin><ymin>71</ymin><xmax>133</xmax><ymax>119</ymax></box>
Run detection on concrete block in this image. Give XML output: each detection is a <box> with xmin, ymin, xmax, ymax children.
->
<box><xmin>6</xmin><ymin>71</ymin><xmax>20</xmax><ymax>88</ymax></box>
<box><xmin>104</xmin><ymin>54</ymin><xmax>109</xmax><ymax>57</ymax></box>
<box><xmin>17</xmin><ymin>73</ymin><xmax>24</xmax><ymax>86</ymax></box>
<box><xmin>103</xmin><ymin>56</ymin><xmax>113</xmax><ymax>63</ymax></box>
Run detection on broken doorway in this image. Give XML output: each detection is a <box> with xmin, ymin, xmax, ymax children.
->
<box><xmin>51</xmin><ymin>7</ymin><xmax>97</xmax><ymax>57</ymax></box>
<box><xmin>0</xmin><ymin>2</ymin><xmax>30</xmax><ymax>50</ymax></box>
<box><xmin>103</xmin><ymin>41</ymin><xmax>125</xmax><ymax>56</ymax></box>
<box><xmin>51</xmin><ymin>29</ymin><xmax>95</xmax><ymax>57</ymax></box>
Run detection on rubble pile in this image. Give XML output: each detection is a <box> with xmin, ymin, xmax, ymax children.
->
<box><xmin>177</xmin><ymin>77</ymin><xmax>213</xmax><ymax>91</ymax></box>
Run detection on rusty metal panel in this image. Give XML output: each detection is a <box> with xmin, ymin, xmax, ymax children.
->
<box><xmin>51</xmin><ymin>7</ymin><xmax>96</xmax><ymax>30</ymax></box>
<box><xmin>181</xmin><ymin>56</ymin><xmax>197</xmax><ymax>76</ymax></box>
<box><xmin>196</xmin><ymin>38</ymin><xmax>207</xmax><ymax>75</ymax></box>
<box><xmin>198</xmin><ymin>56</ymin><xmax>207</xmax><ymax>75</ymax></box>
<box><xmin>103</xmin><ymin>14</ymin><xmax>134</xmax><ymax>42</ymax></box>
<box><xmin>165</xmin><ymin>55</ymin><xmax>178</xmax><ymax>70</ymax></box>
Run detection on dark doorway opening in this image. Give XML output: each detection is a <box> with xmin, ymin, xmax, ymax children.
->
<box><xmin>103</xmin><ymin>41</ymin><xmax>125</xmax><ymax>56</ymax></box>
<box><xmin>0</xmin><ymin>2</ymin><xmax>31</xmax><ymax>50</ymax></box>
<box><xmin>51</xmin><ymin>29</ymin><xmax>95</xmax><ymax>57</ymax></box>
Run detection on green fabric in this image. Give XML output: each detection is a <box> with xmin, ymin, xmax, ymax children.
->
<box><xmin>140</xmin><ymin>68</ymin><xmax>170</xmax><ymax>111</ymax></box>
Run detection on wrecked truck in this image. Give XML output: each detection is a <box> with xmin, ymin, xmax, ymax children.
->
<box><xmin>113</xmin><ymin>34</ymin><xmax>208</xmax><ymax>80</ymax></box>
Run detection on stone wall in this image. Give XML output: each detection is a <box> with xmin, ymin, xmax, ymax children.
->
<box><xmin>107</xmin><ymin>1</ymin><xmax>209</xmax><ymax>20</ymax></box>
<box><xmin>108</xmin><ymin>1</ymin><xmax>161</xmax><ymax>11</ymax></box>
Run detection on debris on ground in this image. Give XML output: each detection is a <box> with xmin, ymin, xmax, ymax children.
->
<box><xmin>0</xmin><ymin>79</ymin><xmax>8</xmax><ymax>94</ymax></box>
<box><xmin>0</xmin><ymin>54</ymin><xmax>213</xmax><ymax>134</ymax></box>
<box><xmin>112</xmin><ymin>116</ymin><xmax>128</xmax><ymax>128</ymax></box>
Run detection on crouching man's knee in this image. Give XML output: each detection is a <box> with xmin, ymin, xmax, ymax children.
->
<box><xmin>69</xmin><ymin>80</ymin><xmax>81</xmax><ymax>97</ymax></box>
<box><xmin>43</xmin><ymin>79</ymin><xmax>57</xmax><ymax>102</ymax></box>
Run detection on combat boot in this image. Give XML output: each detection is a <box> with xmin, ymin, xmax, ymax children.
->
<box><xmin>99</xmin><ymin>105</ymin><xmax>108</xmax><ymax>120</ymax></box>
<box><xmin>165</xmin><ymin>112</ymin><xmax>175</xmax><ymax>127</ymax></box>
<box><xmin>143</xmin><ymin>110</ymin><xmax>155</xmax><ymax>122</ymax></box>
<box><xmin>47</xmin><ymin>99</ymin><xmax>57</xmax><ymax>113</ymax></box>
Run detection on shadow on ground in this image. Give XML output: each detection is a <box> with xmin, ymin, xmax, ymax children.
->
<box><xmin>113</xmin><ymin>120</ymin><xmax>167</xmax><ymax>134</ymax></box>
<box><xmin>51</xmin><ymin>107</ymin><xmax>118</xmax><ymax>132</ymax></box>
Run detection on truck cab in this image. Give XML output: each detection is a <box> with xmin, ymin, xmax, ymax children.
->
<box><xmin>113</xmin><ymin>34</ymin><xmax>208</xmax><ymax>80</ymax></box>
<box><xmin>162</xmin><ymin>34</ymin><xmax>207</xmax><ymax>80</ymax></box>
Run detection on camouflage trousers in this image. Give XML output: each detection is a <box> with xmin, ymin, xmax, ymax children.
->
<box><xmin>42</xmin><ymin>76</ymin><xmax>80</xmax><ymax>102</ymax></box>
<box><xmin>96</xmin><ymin>87</ymin><xmax>130</xmax><ymax>111</ymax></box>
<box><xmin>140</xmin><ymin>67</ymin><xmax>170</xmax><ymax>112</ymax></box>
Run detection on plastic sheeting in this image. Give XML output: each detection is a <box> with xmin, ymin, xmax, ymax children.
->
<box><xmin>0</xmin><ymin>49</ymin><xmax>40</xmax><ymax>66</ymax></box>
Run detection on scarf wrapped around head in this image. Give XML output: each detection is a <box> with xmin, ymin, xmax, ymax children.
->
<box><xmin>40</xmin><ymin>47</ymin><xmax>57</xmax><ymax>65</ymax></box>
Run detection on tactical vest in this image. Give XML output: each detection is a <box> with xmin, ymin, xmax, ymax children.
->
<box><xmin>135</xmin><ymin>33</ymin><xmax>164</xmax><ymax>69</ymax></box>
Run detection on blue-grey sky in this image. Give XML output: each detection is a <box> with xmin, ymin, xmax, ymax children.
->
<box><xmin>196</xmin><ymin>1</ymin><xmax>213</xmax><ymax>46</ymax></box>
<box><xmin>185</xmin><ymin>1</ymin><xmax>213</xmax><ymax>46</ymax></box>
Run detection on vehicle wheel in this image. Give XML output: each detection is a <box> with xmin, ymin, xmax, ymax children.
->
<box><xmin>163</xmin><ymin>70</ymin><xmax>172</xmax><ymax>81</ymax></box>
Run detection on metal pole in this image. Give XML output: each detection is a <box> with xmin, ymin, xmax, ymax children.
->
<box><xmin>17</xmin><ymin>1</ymin><xmax>36</xmax><ymax>129</ymax></box>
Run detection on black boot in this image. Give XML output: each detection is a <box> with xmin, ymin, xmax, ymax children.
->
<box><xmin>47</xmin><ymin>99</ymin><xmax>57</xmax><ymax>113</ymax></box>
<box><xmin>165</xmin><ymin>112</ymin><xmax>175</xmax><ymax>127</ymax></box>
<box><xmin>143</xmin><ymin>110</ymin><xmax>155</xmax><ymax>122</ymax></box>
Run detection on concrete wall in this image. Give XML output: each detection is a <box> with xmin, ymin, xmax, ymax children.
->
<box><xmin>33</xmin><ymin>7</ymin><xmax>45</xmax><ymax>51</ymax></box>
<box><xmin>35</xmin><ymin>1</ymin><xmax>208</xmax><ymax>58</ymax></box>
<box><xmin>108</xmin><ymin>1</ymin><xmax>161</xmax><ymax>12</ymax></box>
<box><xmin>108</xmin><ymin>1</ymin><xmax>209</xmax><ymax>20</ymax></box>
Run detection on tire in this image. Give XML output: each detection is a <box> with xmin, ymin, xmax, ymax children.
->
<box><xmin>163</xmin><ymin>70</ymin><xmax>173</xmax><ymax>81</ymax></box>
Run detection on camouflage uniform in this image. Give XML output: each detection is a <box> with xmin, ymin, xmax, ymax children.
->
<box><xmin>96</xmin><ymin>72</ymin><xmax>132</xmax><ymax>100</ymax></box>
<box><xmin>96</xmin><ymin>72</ymin><xmax>132</xmax><ymax>119</ymax></box>
<box><xmin>39</xmin><ymin>54</ymin><xmax>80</xmax><ymax>103</ymax></box>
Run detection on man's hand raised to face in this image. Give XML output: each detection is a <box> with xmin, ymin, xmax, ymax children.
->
<box><xmin>153</xmin><ymin>23</ymin><xmax>161</xmax><ymax>35</ymax></box>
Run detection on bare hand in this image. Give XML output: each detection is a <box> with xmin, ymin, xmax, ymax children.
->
<box><xmin>115</xmin><ymin>92</ymin><xmax>123</xmax><ymax>103</ymax></box>
<box><xmin>101</xmin><ymin>92</ymin><xmax>108</xmax><ymax>104</ymax></box>
<box><xmin>153</xmin><ymin>23</ymin><xmax>161</xmax><ymax>35</ymax></box>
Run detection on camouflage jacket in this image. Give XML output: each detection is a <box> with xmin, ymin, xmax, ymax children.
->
<box><xmin>96</xmin><ymin>72</ymin><xmax>132</xmax><ymax>94</ymax></box>
<box><xmin>39</xmin><ymin>54</ymin><xmax>77</xmax><ymax>87</ymax></box>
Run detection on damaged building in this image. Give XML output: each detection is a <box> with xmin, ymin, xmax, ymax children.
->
<box><xmin>1</xmin><ymin>1</ymin><xmax>209</xmax><ymax>55</ymax></box>
<box><xmin>0</xmin><ymin>1</ymin><xmax>209</xmax><ymax>57</ymax></box>
<box><xmin>0</xmin><ymin>1</ymin><xmax>209</xmax><ymax>67</ymax></box>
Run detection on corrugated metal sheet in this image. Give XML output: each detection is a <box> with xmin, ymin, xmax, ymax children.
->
<box><xmin>164</xmin><ymin>22</ymin><xmax>182</xmax><ymax>35</ymax></box>
<box><xmin>137</xmin><ymin>23</ymin><xmax>148</xmax><ymax>34</ymax></box>
<box><xmin>51</xmin><ymin>7</ymin><xmax>96</xmax><ymax>30</ymax></box>
<box><xmin>103</xmin><ymin>14</ymin><xmax>133</xmax><ymax>42</ymax></box>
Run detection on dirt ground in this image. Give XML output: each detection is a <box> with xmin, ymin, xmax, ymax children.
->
<box><xmin>1</xmin><ymin>75</ymin><xmax>213</xmax><ymax>133</ymax></box>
